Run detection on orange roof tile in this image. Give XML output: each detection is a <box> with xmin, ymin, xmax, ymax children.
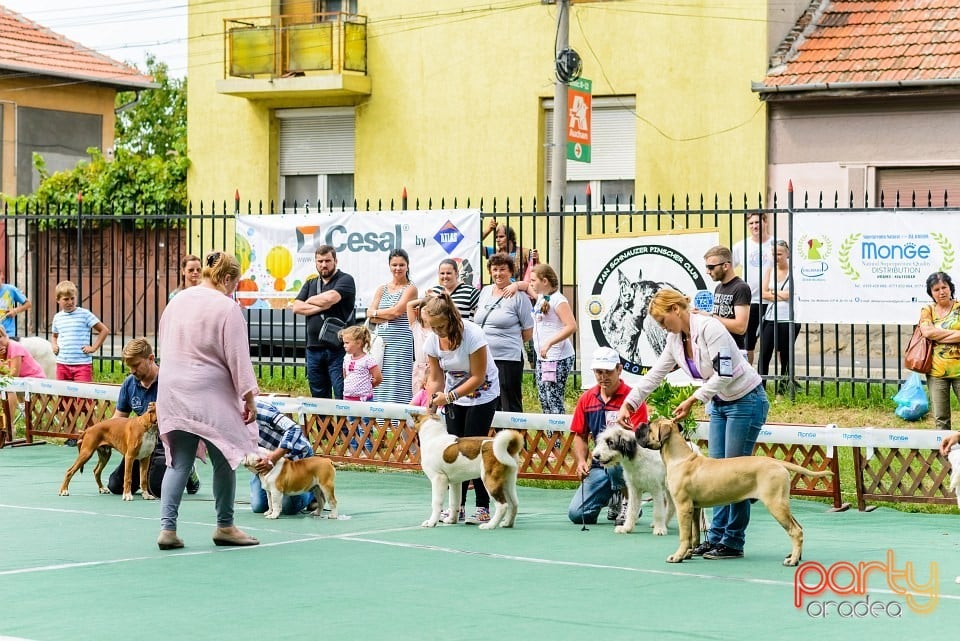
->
<box><xmin>0</xmin><ymin>5</ymin><xmax>154</xmax><ymax>90</ymax></box>
<box><xmin>758</xmin><ymin>0</ymin><xmax>960</xmax><ymax>92</ymax></box>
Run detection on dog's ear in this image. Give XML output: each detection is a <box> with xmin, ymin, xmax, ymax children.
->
<box><xmin>618</xmin><ymin>431</ymin><xmax>638</xmax><ymax>459</ymax></box>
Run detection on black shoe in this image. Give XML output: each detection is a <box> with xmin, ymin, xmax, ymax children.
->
<box><xmin>690</xmin><ymin>541</ymin><xmax>716</xmax><ymax>557</ymax></box>
<box><xmin>64</xmin><ymin>439</ymin><xmax>77</xmax><ymax>447</ymax></box>
<box><xmin>703</xmin><ymin>544</ymin><xmax>744</xmax><ymax>560</ymax></box>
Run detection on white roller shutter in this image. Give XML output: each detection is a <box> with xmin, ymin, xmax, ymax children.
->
<box><xmin>544</xmin><ymin>97</ymin><xmax>636</xmax><ymax>181</ymax></box>
<box><xmin>278</xmin><ymin>108</ymin><xmax>355</xmax><ymax>174</ymax></box>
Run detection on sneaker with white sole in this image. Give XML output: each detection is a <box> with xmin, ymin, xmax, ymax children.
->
<box><xmin>606</xmin><ymin>489</ymin><xmax>623</xmax><ymax>521</ymax></box>
<box><xmin>439</xmin><ymin>508</ymin><xmax>465</xmax><ymax>523</ymax></box>
<box><xmin>614</xmin><ymin>496</ymin><xmax>643</xmax><ymax>527</ymax></box>
<box><xmin>703</xmin><ymin>544</ymin><xmax>744</xmax><ymax>560</ymax></box>
<box><xmin>465</xmin><ymin>507</ymin><xmax>490</xmax><ymax>525</ymax></box>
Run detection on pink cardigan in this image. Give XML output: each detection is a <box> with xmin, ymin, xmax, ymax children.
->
<box><xmin>156</xmin><ymin>285</ymin><xmax>259</xmax><ymax>469</ymax></box>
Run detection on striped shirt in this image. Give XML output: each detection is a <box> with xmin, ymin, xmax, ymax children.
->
<box><xmin>255</xmin><ymin>400</ymin><xmax>314</xmax><ymax>461</ymax></box>
<box><xmin>51</xmin><ymin>307</ymin><xmax>101</xmax><ymax>365</ymax></box>
<box><xmin>432</xmin><ymin>283</ymin><xmax>479</xmax><ymax>321</ymax></box>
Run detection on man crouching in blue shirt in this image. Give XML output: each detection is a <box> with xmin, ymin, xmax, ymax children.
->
<box><xmin>249</xmin><ymin>400</ymin><xmax>316</xmax><ymax>515</ymax></box>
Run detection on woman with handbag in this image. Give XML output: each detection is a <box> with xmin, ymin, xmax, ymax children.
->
<box><xmin>919</xmin><ymin>271</ymin><xmax>960</xmax><ymax>430</ymax></box>
<box><xmin>368</xmin><ymin>249</ymin><xmax>418</xmax><ymax>405</ymax></box>
<box><xmin>475</xmin><ymin>253</ymin><xmax>534</xmax><ymax>413</ymax></box>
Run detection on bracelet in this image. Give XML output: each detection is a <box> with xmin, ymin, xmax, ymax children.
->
<box><xmin>449</xmin><ymin>389</ymin><xmax>459</xmax><ymax>402</ymax></box>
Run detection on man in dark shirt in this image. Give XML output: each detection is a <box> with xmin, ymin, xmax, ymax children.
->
<box><xmin>703</xmin><ymin>245</ymin><xmax>751</xmax><ymax>350</ymax></box>
<box><xmin>293</xmin><ymin>244</ymin><xmax>357</xmax><ymax>399</ymax></box>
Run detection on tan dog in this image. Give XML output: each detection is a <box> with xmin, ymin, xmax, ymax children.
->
<box><xmin>413</xmin><ymin>411</ymin><xmax>523</xmax><ymax>529</ymax></box>
<box><xmin>636</xmin><ymin>418</ymin><xmax>832</xmax><ymax>566</ymax></box>
<box><xmin>58</xmin><ymin>403</ymin><xmax>159</xmax><ymax>501</ymax></box>
<box><xmin>242</xmin><ymin>450</ymin><xmax>338</xmax><ymax>519</ymax></box>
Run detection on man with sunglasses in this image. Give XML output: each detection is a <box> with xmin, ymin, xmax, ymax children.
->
<box><xmin>702</xmin><ymin>245</ymin><xmax>750</xmax><ymax>351</ymax></box>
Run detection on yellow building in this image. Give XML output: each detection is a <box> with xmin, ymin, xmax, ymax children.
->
<box><xmin>187</xmin><ymin>1</ymin><xmax>792</xmax><ymax>209</ymax></box>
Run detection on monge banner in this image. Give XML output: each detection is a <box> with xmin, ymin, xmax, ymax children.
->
<box><xmin>577</xmin><ymin>230</ymin><xmax>719</xmax><ymax>388</ymax></box>
<box><xmin>794</xmin><ymin>211</ymin><xmax>958</xmax><ymax>325</ymax></box>
<box><xmin>235</xmin><ymin>211</ymin><xmax>482</xmax><ymax>310</ymax></box>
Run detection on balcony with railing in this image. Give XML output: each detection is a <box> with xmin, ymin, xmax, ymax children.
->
<box><xmin>215</xmin><ymin>12</ymin><xmax>370</xmax><ymax>102</ymax></box>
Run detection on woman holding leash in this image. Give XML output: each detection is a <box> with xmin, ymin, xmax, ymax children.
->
<box><xmin>617</xmin><ymin>289</ymin><xmax>768</xmax><ymax>561</ymax></box>
<box><xmin>420</xmin><ymin>290</ymin><xmax>501</xmax><ymax>525</ymax></box>
<box><xmin>156</xmin><ymin>251</ymin><xmax>260</xmax><ymax>550</ymax></box>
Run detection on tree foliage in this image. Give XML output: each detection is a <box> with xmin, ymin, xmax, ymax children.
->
<box><xmin>4</xmin><ymin>54</ymin><xmax>189</xmax><ymax>215</ymax></box>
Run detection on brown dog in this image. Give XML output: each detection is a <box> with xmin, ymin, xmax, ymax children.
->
<box><xmin>636</xmin><ymin>417</ymin><xmax>832</xmax><ymax>566</ymax></box>
<box><xmin>242</xmin><ymin>451</ymin><xmax>338</xmax><ymax>519</ymax></box>
<box><xmin>58</xmin><ymin>402</ymin><xmax>159</xmax><ymax>501</ymax></box>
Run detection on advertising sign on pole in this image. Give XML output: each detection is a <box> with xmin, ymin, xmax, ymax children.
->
<box><xmin>566</xmin><ymin>77</ymin><xmax>591</xmax><ymax>163</ymax></box>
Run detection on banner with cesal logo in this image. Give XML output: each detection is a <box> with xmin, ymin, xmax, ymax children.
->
<box><xmin>234</xmin><ymin>210</ymin><xmax>482</xmax><ymax>311</ymax></box>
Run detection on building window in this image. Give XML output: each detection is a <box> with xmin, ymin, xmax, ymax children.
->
<box><xmin>544</xmin><ymin>97</ymin><xmax>636</xmax><ymax>211</ymax></box>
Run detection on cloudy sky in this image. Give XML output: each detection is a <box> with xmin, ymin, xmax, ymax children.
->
<box><xmin>3</xmin><ymin>0</ymin><xmax>187</xmax><ymax>76</ymax></box>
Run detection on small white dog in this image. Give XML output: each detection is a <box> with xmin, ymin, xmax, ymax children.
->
<box><xmin>413</xmin><ymin>411</ymin><xmax>523</xmax><ymax>530</ymax></box>
<box><xmin>947</xmin><ymin>445</ymin><xmax>960</xmax><ymax>508</ymax></box>
<box><xmin>20</xmin><ymin>336</ymin><xmax>56</xmax><ymax>379</ymax></box>
<box><xmin>592</xmin><ymin>425</ymin><xmax>676</xmax><ymax>535</ymax></box>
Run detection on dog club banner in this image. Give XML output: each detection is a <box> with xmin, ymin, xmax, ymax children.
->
<box><xmin>793</xmin><ymin>211</ymin><xmax>959</xmax><ymax>325</ymax></box>
<box><xmin>235</xmin><ymin>210</ymin><xmax>482</xmax><ymax>310</ymax></box>
<box><xmin>577</xmin><ymin>230</ymin><xmax>719</xmax><ymax>388</ymax></box>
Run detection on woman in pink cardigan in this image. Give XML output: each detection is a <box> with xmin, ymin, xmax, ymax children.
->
<box><xmin>156</xmin><ymin>251</ymin><xmax>260</xmax><ymax>551</ymax></box>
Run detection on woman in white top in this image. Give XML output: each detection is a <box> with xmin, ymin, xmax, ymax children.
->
<box><xmin>616</xmin><ymin>289</ymin><xmax>768</xmax><ymax>561</ymax></box>
<box><xmin>421</xmin><ymin>290</ymin><xmax>501</xmax><ymax>525</ymax></box>
<box><xmin>530</xmin><ymin>264</ymin><xmax>576</xmax><ymax>413</ymax></box>
<box><xmin>759</xmin><ymin>240</ymin><xmax>799</xmax><ymax>394</ymax></box>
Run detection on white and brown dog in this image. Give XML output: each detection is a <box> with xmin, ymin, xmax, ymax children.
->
<box><xmin>413</xmin><ymin>410</ymin><xmax>523</xmax><ymax>529</ymax></box>
<box><xmin>637</xmin><ymin>417</ymin><xmax>833</xmax><ymax>566</ymax></box>
<box><xmin>591</xmin><ymin>425</ymin><xmax>676</xmax><ymax>535</ymax></box>
<box><xmin>58</xmin><ymin>402</ymin><xmax>159</xmax><ymax>500</ymax></box>
<box><xmin>243</xmin><ymin>449</ymin><xmax>338</xmax><ymax>519</ymax></box>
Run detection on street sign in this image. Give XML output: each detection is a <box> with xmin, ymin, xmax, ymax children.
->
<box><xmin>566</xmin><ymin>77</ymin><xmax>591</xmax><ymax>162</ymax></box>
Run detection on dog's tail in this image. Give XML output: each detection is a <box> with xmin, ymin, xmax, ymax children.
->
<box><xmin>492</xmin><ymin>429</ymin><xmax>523</xmax><ymax>467</ymax></box>
<box><xmin>777</xmin><ymin>460</ymin><xmax>833</xmax><ymax>478</ymax></box>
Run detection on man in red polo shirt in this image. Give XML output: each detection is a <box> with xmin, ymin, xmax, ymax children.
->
<box><xmin>568</xmin><ymin>347</ymin><xmax>648</xmax><ymax>525</ymax></box>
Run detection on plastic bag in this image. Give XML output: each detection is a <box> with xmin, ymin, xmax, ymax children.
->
<box><xmin>892</xmin><ymin>372</ymin><xmax>929</xmax><ymax>421</ymax></box>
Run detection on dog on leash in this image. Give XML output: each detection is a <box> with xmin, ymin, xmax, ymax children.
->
<box><xmin>413</xmin><ymin>411</ymin><xmax>523</xmax><ymax>529</ymax></box>
<box><xmin>637</xmin><ymin>417</ymin><xmax>833</xmax><ymax>566</ymax></box>
<box><xmin>242</xmin><ymin>449</ymin><xmax>338</xmax><ymax>519</ymax></box>
<box><xmin>591</xmin><ymin>425</ymin><xmax>676</xmax><ymax>535</ymax></box>
<box><xmin>58</xmin><ymin>402</ymin><xmax>159</xmax><ymax>500</ymax></box>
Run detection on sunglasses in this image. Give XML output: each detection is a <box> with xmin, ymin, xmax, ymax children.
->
<box><xmin>705</xmin><ymin>262</ymin><xmax>727</xmax><ymax>270</ymax></box>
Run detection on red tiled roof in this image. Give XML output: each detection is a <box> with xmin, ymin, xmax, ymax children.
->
<box><xmin>758</xmin><ymin>0</ymin><xmax>960</xmax><ymax>92</ymax></box>
<box><xmin>0</xmin><ymin>5</ymin><xmax>154</xmax><ymax>90</ymax></box>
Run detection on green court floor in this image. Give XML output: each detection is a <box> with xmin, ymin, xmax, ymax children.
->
<box><xmin>1</xmin><ymin>443</ymin><xmax>959</xmax><ymax>641</ymax></box>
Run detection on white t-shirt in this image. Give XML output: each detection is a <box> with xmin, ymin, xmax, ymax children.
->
<box><xmin>532</xmin><ymin>292</ymin><xmax>576</xmax><ymax>361</ymax></box>
<box><xmin>732</xmin><ymin>236</ymin><xmax>774</xmax><ymax>304</ymax></box>
<box><xmin>424</xmin><ymin>320</ymin><xmax>500</xmax><ymax>407</ymax></box>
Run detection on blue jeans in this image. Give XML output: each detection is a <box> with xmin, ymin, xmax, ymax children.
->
<box><xmin>305</xmin><ymin>346</ymin><xmax>345</xmax><ymax>399</ymax></box>
<box><xmin>249</xmin><ymin>474</ymin><xmax>313</xmax><ymax>515</ymax></box>
<box><xmin>567</xmin><ymin>464</ymin><xmax>625</xmax><ymax>524</ymax></box>
<box><xmin>705</xmin><ymin>385</ymin><xmax>770</xmax><ymax>551</ymax></box>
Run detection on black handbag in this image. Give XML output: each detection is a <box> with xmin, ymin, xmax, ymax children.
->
<box><xmin>318</xmin><ymin>316</ymin><xmax>346</xmax><ymax>349</ymax></box>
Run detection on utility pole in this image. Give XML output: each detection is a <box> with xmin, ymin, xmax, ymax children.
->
<box><xmin>547</xmin><ymin>0</ymin><xmax>569</xmax><ymax>273</ymax></box>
